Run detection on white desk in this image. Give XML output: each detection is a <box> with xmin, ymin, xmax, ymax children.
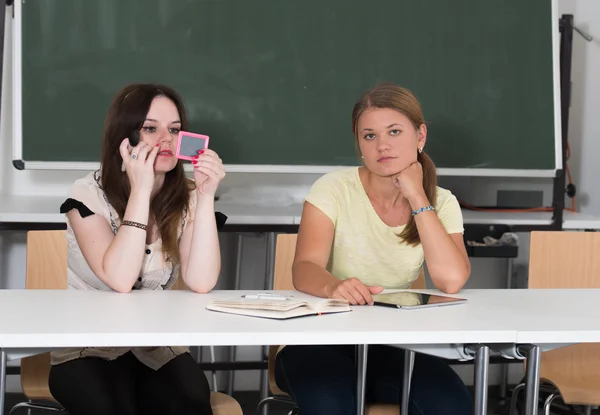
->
<box><xmin>3</xmin><ymin>289</ymin><xmax>600</xmax><ymax>415</ymax></box>
<box><xmin>0</xmin><ymin>196</ymin><xmax>65</xmax><ymax>224</ymax></box>
<box><xmin>501</xmin><ymin>289</ymin><xmax>600</xmax><ymax>415</ymax></box>
<box><xmin>562</xmin><ymin>211</ymin><xmax>600</xmax><ymax>230</ymax></box>
<box><xmin>2</xmin><ymin>195</ymin><xmax>600</xmax><ymax>229</ymax></box>
<box><xmin>0</xmin><ymin>289</ymin><xmax>518</xmax><ymax>348</ymax></box>
<box><xmin>0</xmin><ymin>288</ymin><xmax>520</xmax><ymax>415</ymax></box>
<box><xmin>0</xmin><ymin>195</ymin><xmax>302</xmax><ymax>226</ymax></box>
<box><xmin>502</xmin><ymin>289</ymin><xmax>600</xmax><ymax>343</ymax></box>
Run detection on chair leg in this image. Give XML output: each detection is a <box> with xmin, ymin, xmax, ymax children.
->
<box><xmin>257</xmin><ymin>396</ymin><xmax>275</xmax><ymax>412</ymax></box>
<box><xmin>257</xmin><ymin>396</ymin><xmax>297</xmax><ymax>414</ymax></box>
<box><xmin>9</xmin><ymin>401</ymin><xmax>66</xmax><ymax>415</ymax></box>
<box><xmin>509</xmin><ymin>383</ymin><xmax>525</xmax><ymax>415</ymax></box>
<box><xmin>542</xmin><ymin>393</ymin><xmax>563</xmax><ymax>415</ymax></box>
<box><xmin>583</xmin><ymin>405</ymin><xmax>592</xmax><ymax>415</ymax></box>
<box><xmin>508</xmin><ymin>381</ymin><xmax>564</xmax><ymax>415</ymax></box>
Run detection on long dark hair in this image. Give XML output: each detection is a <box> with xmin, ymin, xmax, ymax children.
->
<box><xmin>352</xmin><ymin>82</ymin><xmax>437</xmax><ymax>246</ymax></box>
<box><xmin>100</xmin><ymin>83</ymin><xmax>194</xmax><ymax>266</ymax></box>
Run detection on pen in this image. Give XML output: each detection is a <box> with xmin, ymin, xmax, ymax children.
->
<box><xmin>242</xmin><ymin>294</ymin><xmax>289</xmax><ymax>301</ymax></box>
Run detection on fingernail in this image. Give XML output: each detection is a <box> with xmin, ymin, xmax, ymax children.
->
<box><xmin>198</xmin><ymin>150</ymin><xmax>205</xmax><ymax>154</ymax></box>
<box><xmin>192</xmin><ymin>160</ymin><xmax>197</xmax><ymax>165</ymax></box>
<box><xmin>192</xmin><ymin>155</ymin><xmax>198</xmax><ymax>159</ymax></box>
<box><xmin>155</xmin><ymin>144</ymin><xmax>159</xmax><ymax>147</ymax></box>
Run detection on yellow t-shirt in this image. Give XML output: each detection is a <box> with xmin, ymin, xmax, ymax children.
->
<box><xmin>305</xmin><ymin>167</ymin><xmax>464</xmax><ymax>289</ymax></box>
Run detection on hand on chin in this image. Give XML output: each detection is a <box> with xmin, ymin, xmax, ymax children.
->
<box><xmin>380</xmin><ymin>159</ymin><xmax>415</xmax><ymax>178</ymax></box>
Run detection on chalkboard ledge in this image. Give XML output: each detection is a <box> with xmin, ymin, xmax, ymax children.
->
<box><xmin>11</xmin><ymin>160</ymin><xmax>558</xmax><ymax>178</ymax></box>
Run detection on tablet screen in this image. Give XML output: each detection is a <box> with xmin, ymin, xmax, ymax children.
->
<box><xmin>372</xmin><ymin>291</ymin><xmax>466</xmax><ymax>308</ymax></box>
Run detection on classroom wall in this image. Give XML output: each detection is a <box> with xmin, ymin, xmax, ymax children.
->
<box><xmin>559</xmin><ymin>1</ymin><xmax>600</xmax><ymax>215</ymax></box>
<box><xmin>1</xmin><ymin>0</ymin><xmax>599</xmax><ymax>394</ymax></box>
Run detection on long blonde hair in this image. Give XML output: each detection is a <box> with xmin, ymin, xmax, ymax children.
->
<box><xmin>351</xmin><ymin>83</ymin><xmax>437</xmax><ymax>246</ymax></box>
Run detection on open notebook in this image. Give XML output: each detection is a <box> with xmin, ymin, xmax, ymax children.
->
<box><xmin>206</xmin><ymin>295</ymin><xmax>351</xmax><ymax>320</ymax></box>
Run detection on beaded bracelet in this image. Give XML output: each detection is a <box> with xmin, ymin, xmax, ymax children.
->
<box><xmin>411</xmin><ymin>205</ymin><xmax>435</xmax><ymax>216</ymax></box>
<box><xmin>121</xmin><ymin>220</ymin><xmax>147</xmax><ymax>231</ymax></box>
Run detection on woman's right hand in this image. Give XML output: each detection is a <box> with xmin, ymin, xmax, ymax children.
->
<box><xmin>119</xmin><ymin>138</ymin><xmax>159</xmax><ymax>194</ymax></box>
<box><xmin>327</xmin><ymin>277</ymin><xmax>384</xmax><ymax>306</ymax></box>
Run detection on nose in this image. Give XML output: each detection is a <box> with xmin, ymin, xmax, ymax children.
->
<box><xmin>158</xmin><ymin>127</ymin><xmax>173</xmax><ymax>144</ymax></box>
<box><xmin>376</xmin><ymin>136</ymin><xmax>391</xmax><ymax>152</ymax></box>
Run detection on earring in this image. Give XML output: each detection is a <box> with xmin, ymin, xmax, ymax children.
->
<box><xmin>418</xmin><ymin>147</ymin><xmax>423</xmax><ymax>154</ymax></box>
<box><xmin>361</xmin><ymin>155</ymin><xmax>364</xmax><ymax>159</ymax></box>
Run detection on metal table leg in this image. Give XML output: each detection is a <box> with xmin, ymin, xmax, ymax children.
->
<box><xmin>1</xmin><ymin>349</ymin><xmax>7</xmax><ymax>415</ymax></box>
<box><xmin>260</xmin><ymin>232</ymin><xmax>277</xmax><ymax>415</ymax></box>
<box><xmin>227</xmin><ymin>233</ymin><xmax>244</xmax><ymax>397</ymax></box>
<box><xmin>264</xmin><ymin>233</ymin><xmax>276</xmax><ymax>292</ymax></box>
<box><xmin>356</xmin><ymin>344</ymin><xmax>368</xmax><ymax>415</ymax></box>
<box><xmin>500</xmin><ymin>258</ymin><xmax>514</xmax><ymax>401</ymax></box>
<box><xmin>522</xmin><ymin>345</ymin><xmax>541</xmax><ymax>415</ymax></box>
<box><xmin>473</xmin><ymin>345</ymin><xmax>490</xmax><ymax>415</ymax></box>
<box><xmin>401</xmin><ymin>349</ymin><xmax>415</xmax><ymax>415</ymax></box>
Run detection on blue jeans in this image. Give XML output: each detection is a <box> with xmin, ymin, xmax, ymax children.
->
<box><xmin>275</xmin><ymin>345</ymin><xmax>472</xmax><ymax>415</ymax></box>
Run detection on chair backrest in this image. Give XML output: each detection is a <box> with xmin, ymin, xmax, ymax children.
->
<box><xmin>21</xmin><ymin>230</ymin><xmax>68</xmax><ymax>401</ymax></box>
<box><xmin>529</xmin><ymin>231</ymin><xmax>600</xmax><ymax>289</ymax></box>
<box><xmin>26</xmin><ymin>230</ymin><xmax>68</xmax><ymax>290</ymax></box>
<box><xmin>267</xmin><ymin>233</ymin><xmax>425</xmax><ymax>396</ymax></box>
<box><xmin>528</xmin><ymin>231</ymin><xmax>600</xmax><ymax>404</ymax></box>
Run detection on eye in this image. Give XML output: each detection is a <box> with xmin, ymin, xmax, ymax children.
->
<box><xmin>169</xmin><ymin>127</ymin><xmax>180</xmax><ymax>134</ymax></box>
<box><xmin>389</xmin><ymin>129</ymin><xmax>401</xmax><ymax>136</ymax></box>
<box><xmin>363</xmin><ymin>133</ymin><xmax>376</xmax><ymax>140</ymax></box>
<box><xmin>142</xmin><ymin>126</ymin><xmax>156</xmax><ymax>133</ymax></box>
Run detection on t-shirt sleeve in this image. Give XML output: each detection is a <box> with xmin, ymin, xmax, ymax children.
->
<box><xmin>435</xmin><ymin>189</ymin><xmax>464</xmax><ymax>235</ymax></box>
<box><xmin>59</xmin><ymin>179</ymin><xmax>106</xmax><ymax>219</ymax></box>
<box><xmin>304</xmin><ymin>173</ymin><xmax>340</xmax><ymax>224</ymax></box>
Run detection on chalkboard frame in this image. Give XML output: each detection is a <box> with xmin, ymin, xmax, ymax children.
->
<box><xmin>9</xmin><ymin>0</ymin><xmax>563</xmax><ymax>178</ymax></box>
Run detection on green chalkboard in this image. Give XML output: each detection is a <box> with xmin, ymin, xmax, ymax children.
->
<box><xmin>18</xmin><ymin>0</ymin><xmax>557</xmax><ymax>171</ymax></box>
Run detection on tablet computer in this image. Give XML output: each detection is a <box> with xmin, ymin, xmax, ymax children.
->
<box><xmin>372</xmin><ymin>291</ymin><xmax>467</xmax><ymax>309</ymax></box>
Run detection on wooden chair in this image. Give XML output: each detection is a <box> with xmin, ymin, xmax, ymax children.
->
<box><xmin>9</xmin><ymin>230</ymin><xmax>242</xmax><ymax>415</ymax></box>
<box><xmin>257</xmin><ymin>233</ymin><xmax>426</xmax><ymax>415</ymax></box>
<box><xmin>509</xmin><ymin>231</ymin><xmax>600</xmax><ymax>415</ymax></box>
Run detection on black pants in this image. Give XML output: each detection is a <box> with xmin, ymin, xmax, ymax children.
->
<box><xmin>48</xmin><ymin>351</ymin><xmax>213</xmax><ymax>415</ymax></box>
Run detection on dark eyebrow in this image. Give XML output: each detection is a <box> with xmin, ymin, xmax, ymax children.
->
<box><xmin>144</xmin><ymin>118</ymin><xmax>182</xmax><ymax>124</ymax></box>
<box><xmin>360</xmin><ymin>123</ymin><xmax>404</xmax><ymax>134</ymax></box>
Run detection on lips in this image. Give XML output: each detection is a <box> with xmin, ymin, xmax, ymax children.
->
<box><xmin>377</xmin><ymin>156</ymin><xmax>396</xmax><ymax>162</ymax></box>
<box><xmin>158</xmin><ymin>150</ymin><xmax>173</xmax><ymax>157</ymax></box>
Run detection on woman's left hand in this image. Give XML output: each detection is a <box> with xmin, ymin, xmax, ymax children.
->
<box><xmin>192</xmin><ymin>149</ymin><xmax>226</xmax><ymax>196</ymax></box>
<box><xmin>392</xmin><ymin>161</ymin><xmax>424</xmax><ymax>201</ymax></box>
